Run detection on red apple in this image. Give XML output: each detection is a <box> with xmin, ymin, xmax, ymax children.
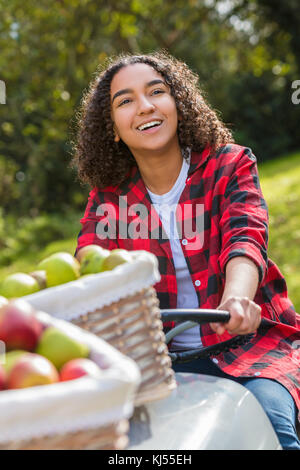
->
<box><xmin>0</xmin><ymin>299</ymin><xmax>43</xmax><ymax>351</ymax></box>
<box><xmin>6</xmin><ymin>353</ymin><xmax>59</xmax><ymax>389</ymax></box>
<box><xmin>59</xmin><ymin>358</ymin><xmax>104</xmax><ymax>382</ymax></box>
<box><xmin>0</xmin><ymin>364</ymin><xmax>5</xmax><ymax>390</ymax></box>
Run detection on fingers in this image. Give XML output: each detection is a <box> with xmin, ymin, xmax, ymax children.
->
<box><xmin>211</xmin><ymin>297</ymin><xmax>262</xmax><ymax>336</ymax></box>
<box><xmin>210</xmin><ymin>322</ymin><xmax>226</xmax><ymax>335</ymax></box>
<box><xmin>227</xmin><ymin>298</ymin><xmax>261</xmax><ymax>334</ymax></box>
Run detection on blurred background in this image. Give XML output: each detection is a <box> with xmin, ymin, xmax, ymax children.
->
<box><xmin>0</xmin><ymin>0</ymin><xmax>300</xmax><ymax>310</ymax></box>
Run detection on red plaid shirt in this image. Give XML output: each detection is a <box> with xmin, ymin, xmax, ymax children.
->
<box><xmin>76</xmin><ymin>143</ymin><xmax>300</xmax><ymax>420</ymax></box>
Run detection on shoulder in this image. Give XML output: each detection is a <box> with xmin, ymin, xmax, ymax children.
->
<box><xmin>82</xmin><ymin>186</ymin><xmax>120</xmax><ymax>219</ymax></box>
<box><xmin>190</xmin><ymin>143</ymin><xmax>255</xmax><ymax>173</ymax></box>
<box><xmin>89</xmin><ymin>184</ymin><xmax>121</xmax><ymax>203</ymax></box>
<box><xmin>89</xmin><ymin>165</ymin><xmax>138</xmax><ymax>202</ymax></box>
<box><xmin>214</xmin><ymin>144</ymin><xmax>257</xmax><ymax>165</ymax></box>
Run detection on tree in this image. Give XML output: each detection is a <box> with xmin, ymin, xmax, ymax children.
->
<box><xmin>0</xmin><ymin>0</ymin><xmax>299</xmax><ymax>216</ymax></box>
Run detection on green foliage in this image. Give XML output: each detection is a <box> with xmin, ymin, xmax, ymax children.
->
<box><xmin>226</xmin><ymin>71</ymin><xmax>300</xmax><ymax>161</ymax></box>
<box><xmin>0</xmin><ymin>211</ymin><xmax>81</xmax><ymax>273</ymax></box>
<box><xmin>0</xmin><ymin>0</ymin><xmax>300</xmax><ymax>216</ymax></box>
<box><xmin>0</xmin><ymin>155</ymin><xmax>20</xmax><ymax>207</ymax></box>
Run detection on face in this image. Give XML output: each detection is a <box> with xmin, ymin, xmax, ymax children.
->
<box><xmin>110</xmin><ymin>63</ymin><xmax>180</xmax><ymax>155</ymax></box>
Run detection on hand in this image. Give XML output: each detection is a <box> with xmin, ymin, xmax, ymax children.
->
<box><xmin>210</xmin><ymin>296</ymin><xmax>262</xmax><ymax>336</ymax></box>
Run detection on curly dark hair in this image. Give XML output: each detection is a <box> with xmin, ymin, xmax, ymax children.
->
<box><xmin>71</xmin><ymin>51</ymin><xmax>234</xmax><ymax>189</ymax></box>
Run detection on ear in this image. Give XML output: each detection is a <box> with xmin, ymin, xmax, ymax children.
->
<box><xmin>113</xmin><ymin>124</ymin><xmax>120</xmax><ymax>142</ymax></box>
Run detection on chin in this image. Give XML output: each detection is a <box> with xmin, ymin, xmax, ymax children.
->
<box><xmin>142</xmin><ymin>136</ymin><xmax>179</xmax><ymax>152</ymax></box>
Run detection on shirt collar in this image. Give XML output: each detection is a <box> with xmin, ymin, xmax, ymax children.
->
<box><xmin>114</xmin><ymin>144</ymin><xmax>212</xmax><ymax>197</ymax></box>
<box><xmin>187</xmin><ymin>144</ymin><xmax>211</xmax><ymax>177</ymax></box>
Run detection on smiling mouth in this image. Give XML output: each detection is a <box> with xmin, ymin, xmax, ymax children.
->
<box><xmin>137</xmin><ymin>120</ymin><xmax>163</xmax><ymax>131</ymax></box>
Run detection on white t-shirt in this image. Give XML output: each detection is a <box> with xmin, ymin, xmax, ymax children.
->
<box><xmin>147</xmin><ymin>153</ymin><xmax>203</xmax><ymax>350</ymax></box>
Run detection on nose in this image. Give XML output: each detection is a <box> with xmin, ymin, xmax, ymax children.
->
<box><xmin>137</xmin><ymin>94</ymin><xmax>155</xmax><ymax>115</ymax></box>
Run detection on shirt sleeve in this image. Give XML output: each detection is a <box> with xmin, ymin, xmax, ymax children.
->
<box><xmin>75</xmin><ymin>189</ymin><xmax>119</xmax><ymax>255</ymax></box>
<box><xmin>217</xmin><ymin>147</ymin><xmax>269</xmax><ymax>286</ymax></box>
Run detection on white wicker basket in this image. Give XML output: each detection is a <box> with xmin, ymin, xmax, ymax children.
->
<box><xmin>0</xmin><ymin>310</ymin><xmax>140</xmax><ymax>450</ymax></box>
<box><xmin>25</xmin><ymin>250</ymin><xmax>176</xmax><ymax>406</ymax></box>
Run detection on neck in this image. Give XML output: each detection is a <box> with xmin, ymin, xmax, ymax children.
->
<box><xmin>132</xmin><ymin>142</ymin><xmax>184</xmax><ymax>195</ymax></box>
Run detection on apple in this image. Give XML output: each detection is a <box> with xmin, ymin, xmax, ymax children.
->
<box><xmin>0</xmin><ymin>296</ymin><xmax>8</xmax><ymax>309</ymax></box>
<box><xmin>76</xmin><ymin>244</ymin><xmax>109</xmax><ymax>263</ymax></box>
<box><xmin>59</xmin><ymin>358</ymin><xmax>104</xmax><ymax>382</ymax></box>
<box><xmin>101</xmin><ymin>249</ymin><xmax>133</xmax><ymax>271</ymax></box>
<box><xmin>6</xmin><ymin>352</ymin><xmax>59</xmax><ymax>389</ymax></box>
<box><xmin>38</xmin><ymin>252</ymin><xmax>80</xmax><ymax>287</ymax></box>
<box><xmin>36</xmin><ymin>326</ymin><xmax>90</xmax><ymax>370</ymax></box>
<box><xmin>77</xmin><ymin>245</ymin><xmax>110</xmax><ymax>276</ymax></box>
<box><xmin>0</xmin><ymin>364</ymin><xmax>5</xmax><ymax>391</ymax></box>
<box><xmin>2</xmin><ymin>350</ymin><xmax>28</xmax><ymax>376</ymax></box>
<box><xmin>29</xmin><ymin>270</ymin><xmax>47</xmax><ymax>290</ymax></box>
<box><xmin>0</xmin><ymin>273</ymin><xmax>40</xmax><ymax>299</ymax></box>
<box><xmin>0</xmin><ymin>299</ymin><xmax>43</xmax><ymax>351</ymax></box>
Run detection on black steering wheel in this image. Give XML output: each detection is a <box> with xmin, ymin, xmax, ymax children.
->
<box><xmin>160</xmin><ymin>309</ymin><xmax>258</xmax><ymax>364</ymax></box>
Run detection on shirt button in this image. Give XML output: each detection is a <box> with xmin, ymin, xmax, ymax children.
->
<box><xmin>182</xmin><ymin>239</ymin><xmax>188</xmax><ymax>245</ymax></box>
<box><xmin>212</xmin><ymin>358</ymin><xmax>219</xmax><ymax>364</ymax></box>
<box><xmin>254</xmin><ymin>372</ymin><xmax>261</xmax><ymax>376</ymax></box>
<box><xmin>186</xmin><ymin>177</ymin><xmax>191</xmax><ymax>182</ymax></box>
<box><xmin>195</xmin><ymin>280</ymin><xmax>201</xmax><ymax>287</ymax></box>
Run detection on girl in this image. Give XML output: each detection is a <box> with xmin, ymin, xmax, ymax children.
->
<box><xmin>72</xmin><ymin>52</ymin><xmax>300</xmax><ymax>449</ymax></box>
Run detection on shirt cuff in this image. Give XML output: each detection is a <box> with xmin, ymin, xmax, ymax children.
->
<box><xmin>218</xmin><ymin>241</ymin><xmax>267</xmax><ymax>286</ymax></box>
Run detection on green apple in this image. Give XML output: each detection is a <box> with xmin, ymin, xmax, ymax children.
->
<box><xmin>77</xmin><ymin>245</ymin><xmax>110</xmax><ymax>276</ymax></box>
<box><xmin>0</xmin><ymin>273</ymin><xmax>40</xmax><ymax>299</ymax></box>
<box><xmin>101</xmin><ymin>249</ymin><xmax>133</xmax><ymax>271</ymax></box>
<box><xmin>38</xmin><ymin>252</ymin><xmax>80</xmax><ymax>287</ymax></box>
<box><xmin>36</xmin><ymin>326</ymin><xmax>90</xmax><ymax>370</ymax></box>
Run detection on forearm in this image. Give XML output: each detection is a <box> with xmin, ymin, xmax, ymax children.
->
<box><xmin>220</xmin><ymin>256</ymin><xmax>260</xmax><ymax>303</ymax></box>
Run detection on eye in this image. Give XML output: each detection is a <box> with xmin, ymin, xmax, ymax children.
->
<box><xmin>151</xmin><ymin>89</ymin><xmax>164</xmax><ymax>95</ymax></box>
<box><xmin>118</xmin><ymin>98</ymin><xmax>131</xmax><ymax>107</ymax></box>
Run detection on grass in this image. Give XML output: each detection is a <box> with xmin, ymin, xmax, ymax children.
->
<box><xmin>0</xmin><ymin>150</ymin><xmax>300</xmax><ymax>312</ymax></box>
<box><xmin>258</xmin><ymin>150</ymin><xmax>300</xmax><ymax>312</ymax></box>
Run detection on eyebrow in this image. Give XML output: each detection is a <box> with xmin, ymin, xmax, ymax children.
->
<box><xmin>111</xmin><ymin>79</ymin><xmax>167</xmax><ymax>104</ymax></box>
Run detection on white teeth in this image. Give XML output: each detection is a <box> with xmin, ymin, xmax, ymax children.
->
<box><xmin>138</xmin><ymin>120</ymin><xmax>162</xmax><ymax>131</ymax></box>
